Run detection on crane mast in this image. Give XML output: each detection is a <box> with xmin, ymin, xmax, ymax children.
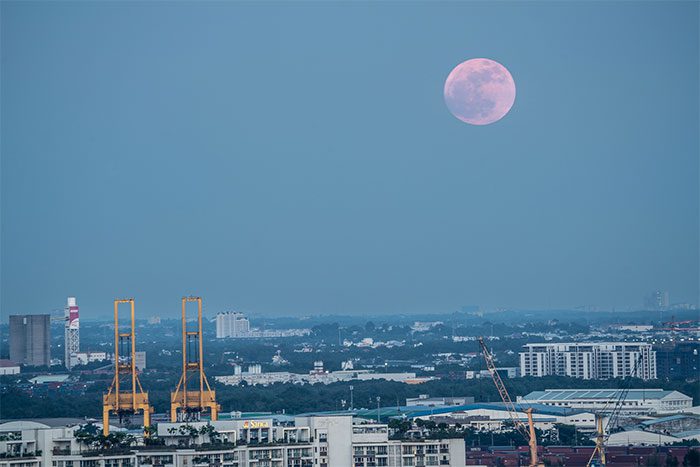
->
<box><xmin>103</xmin><ymin>299</ymin><xmax>152</xmax><ymax>437</ymax></box>
<box><xmin>170</xmin><ymin>296</ymin><xmax>220</xmax><ymax>422</ymax></box>
<box><xmin>478</xmin><ymin>337</ymin><xmax>541</xmax><ymax>467</ymax></box>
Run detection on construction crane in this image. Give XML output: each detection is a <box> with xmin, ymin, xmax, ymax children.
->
<box><xmin>103</xmin><ymin>299</ymin><xmax>153</xmax><ymax>436</ymax></box>
<box><xmin>587</xmin><ymin>355</ymin><xmax>644</xmax><ymax>467</ymax></box>
<box><xmin>170</xmin><ymin>296</ymin><xmax>220</xmax><ymax>422</ymax></box>
<box><xmin>478</xmin><ymin>337</ymin><xmax>542</xmax><ymax>467</ymax></box>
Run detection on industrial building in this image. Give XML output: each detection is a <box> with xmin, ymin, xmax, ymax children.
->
<box><xmin>519</xmin><ymin>342</ymin><xmax>657</xmax><ymax>380</ymax></box>
<box><xmin>517</xmin><ymin>388</ymin><xmax>693</xmax><ymax>415</ymax></box>
<box><xmin>405</xmin><ymin>394</ymin><xmax>475</xmax><ymax>407</ymax></box>
<box><xmin>9</xmin><ymin>314</ymin><xmax>50</xmax><ymax>367</ymax></box>
<box><xmin>215</xmin><ymin>311</ymin><xmax>251</xmax><ymax>338</ymax></box>
<box><xmin>0</xmin><ymin>415</ymin><xmax>466</xmax><ymax>467</ymax></box>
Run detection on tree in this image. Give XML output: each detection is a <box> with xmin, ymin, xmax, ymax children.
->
<box><xmin>683</xmin><ymin>449</ymin><xmax>700</xmax><ymax>467</ymax></box>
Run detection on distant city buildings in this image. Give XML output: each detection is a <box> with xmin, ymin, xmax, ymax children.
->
<box><xmin>64</xmin><ymin>297</ymin><xmax>80</xmax><ymax>370</ymax></box>
<box><xmin>518</xmin><ymin>388</ymin><xmax>692</xmax><ymax>415</ymax></box>
<box><xmin>645</xmin><ymin>290</ymin><xmax>670</xmax><ymax>311</ymax></box>
<box><xmin>216</xmin><ymin>361</ymin><xmax>432</xmax><ymax>386</ymax></box>
<box><xmin>466</xmin><ymin>367</ymin><xmax>520</xmax><ymax>379</ymax></box>
<box><xmin>9</xmin><ymin>314</ymin><xmax>51</xmax><ymax>367</ymax></box>
<box><xmin>147</xmin><ymin>316</ymin><xmax>161</xmax><ymax>325</ymax></box>
<box><xmin>406</xmin><ymin>394</ymin><xmax>475</xmax><ymax>407</ymax></box>
<box><xmin>411</xmin><ymin>321</ymin><xmax>444</xmax><ymax>332</ymax></box>
<box><xmin>70</xmin><ymin>351</ymin><xmax>108</xmax><ymax>367</ymax></box>
<box><xmin>215</xmin><ymin>311</ymin><xmax>310</xmax><ymax>338</ymax></box>
<box><xmin>519</xmin><ymin>342</ymin><xmax>657</xmax><ymax>380</ymax></box>
<box><xmin>215</xmin><ymin>311</ymin><xmax>250</xmax><ymax>338</ymax></box>
<box><xmin>134</xmin><ymin>351</ymin><xmax>147</xmax><ymax>370</ymax></box>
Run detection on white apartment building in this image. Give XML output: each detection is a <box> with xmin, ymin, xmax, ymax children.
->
<box><xmin>0</xmin><ymin>415</ymin><xmax>466</xmax><ymax>467</ymax></box>
<box><xmin>519</xmin><ymin>342</ymin><xmax>657</xmax><ymax>380</ymax></box>
<box><xmin>216</xmin><ymin>312</ymin><xmax>251</xmax><ymax>338</ymax></box>
<box><xmin>518</xmin><ymin>389</ymin><xmax>693</xmax><ymax>415</ymax></box>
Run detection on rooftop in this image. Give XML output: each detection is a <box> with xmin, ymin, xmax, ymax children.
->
<box><xmin>522</xmin><ymin>389</ymin><xmax>690</xmax><ymax>401</ymax></box>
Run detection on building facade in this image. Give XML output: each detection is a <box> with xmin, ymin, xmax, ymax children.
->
<box><xmin>9</xmin><ymin>314</ymin><xmax>51</xmax><ymax>367</ymax></box>
<box><xmin>0</xmin><ymin>415</ymin><xmax>466</xmax><ymax>467</ymax></box>
<box><xmin>655</xmin><ymin>342</ymin><xmax>699</xmax><ymax>381</ymax></box>
<box><xmin>519</xmin><ymin>342</ymin><xmax>657</xmax><ymax>380</ymax></box>
<box><xmin>216</xmin><ymin>312</ymin><xmax>251</xmax><ymax>338</ymax></box>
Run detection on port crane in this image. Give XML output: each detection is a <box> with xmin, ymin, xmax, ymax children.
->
<box><xmin>103</xmin><ymin>299</ymin><xmax>153</xmax><ymax>436</ymax></box>
<box><xmin>478</xmin><ymin>337</ymin><xmax>543</xmax><ymax>467</ymax></box>
<box><xmin>170</xmin><ymin>296</ymin><xmax>220</xmax><ymax>422</ymax></box>
<box><xmin>586</xmin><ymin>355</ymin><xmax>644</xmax><ymax>467</ymax></box>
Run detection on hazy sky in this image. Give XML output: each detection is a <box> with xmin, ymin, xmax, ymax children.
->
<box><xmin>2</xmin><ymin>1</ymin><xmax>698</xmax><ymax>319</ymax></box>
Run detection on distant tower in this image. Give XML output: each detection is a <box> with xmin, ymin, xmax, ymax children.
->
<box><xmin>64</xmin><ymin>297</ymin><xmax>80</xmax><ymax>369</ymax></box>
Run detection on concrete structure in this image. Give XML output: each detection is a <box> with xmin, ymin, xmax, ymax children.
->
<box><xmin>0</xmin><ymin>415</ymin><xmax>466</xmax><ymax>467</ymax></box>
<box><xmin>216</xmin><ymin>311</ymin><xmax>251</xmax><ymax>338</ymax></box>
<box><xmin>135</xmin><ymin>350</ymin><xmax>146</xmax><ymax>370</ymax></box>
<box><xmin>656</xmin><ymin>342</ymin><xmax>700</xmax><ymax>380</ymax></box>
<box><xmin>0</xmin><ymin>359</ymin><xmax>20</xmax><ymax>375</ymax></box>
<box><xmin>518</xmin><ymin>388</ymin><xmax>693</xmax><ymax>414</ymax></box>
<box><xmin>64</xmin><ymin>297</ymin><xmax>80</xmax><ymax>370</ymax></box>
<box><xmin>406</xmin><ymin>394</ymin><xmax>475</xmax><ymax>407</ymax></box>
<box><xmin>28</xmin><ymin>374</ymin><xmax>70</xmax><ymax>384</ymax></box>
<box><xmin>70</xmin><ymin>351</ymin><xmax>108</xmax><ymax>367</ymax></box>
<box><xmin>9</xmin><ymin>314</ymin><xmax>50</xmax><ymax>367</ymax></box>
<box><xmin>519</xmin><ymin>342</ymin><xmax>657</xmax><ymax>380</ymax></box>
<box><xmin>215</xmin><ymin>368</ymin><xmax>422</xmax><ymax>386</ymax></box>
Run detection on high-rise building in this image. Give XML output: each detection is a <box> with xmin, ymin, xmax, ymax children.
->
<box><xmin>64</xmin><ymin>297</ymin><xmax>80</xmax><ymax>369</ymax></box>
<box><xmin>9</xmin><ymin>314</ymin><xmax>51</xmax><ymax>367</ymax></box>
<box><xmin>519</xmin><ymin>342</ymin><xmax>656</xmax><ymax>380</ymax></box>
<box><xmin>215</xmin><ymin>311</ymin><xmax>251</xmax><ymax>338</ymax></box>
<box><xmin>645</xmin><ymin>290</ymin><xmax>670</xmax><ymax>311</ymax></box>
<box><xmin>655</xmin><ymin>342</ymin><xmax>699</xmax><ymax>380</ymax></box>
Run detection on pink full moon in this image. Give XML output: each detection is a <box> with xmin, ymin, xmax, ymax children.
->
<box><xmin>444</xmin><ymin>58</ymin><xmax>516</xmax><ymax>125</ymax></box>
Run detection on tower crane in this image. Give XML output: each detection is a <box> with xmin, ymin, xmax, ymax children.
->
<box><xmin>478</xmin><ymin>337</ymin><xmax>543</xmax><ymax>467</ymax></box>
<box><xmin>587</xmin><ymin>355</ymin><xmax>644</xmax><ymax>467</ymax></box>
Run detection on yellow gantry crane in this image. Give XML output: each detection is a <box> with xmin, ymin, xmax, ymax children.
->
<box><xmin>170</xmin><ymin>296</ymin><xmax>220</xmax><ymax>422</ymax></box>
<box><xmin>103</xmin><ymin>299</ymin><xmax>153</xmax><ymax>436</ymax></box>
<box><xmin>478</xmin><ymin>337</ymin><xmax>543</xmax><ymax>467</ymax></box>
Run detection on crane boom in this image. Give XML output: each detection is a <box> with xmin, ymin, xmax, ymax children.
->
<box><xmin>586</xmin><ymin>354</ymin><xmax>644</xmax><ymax>467</ymax></box>
<box><xmin>478</xmin><ymin>337</ymin><xmax>541</xmax><ymax>467</ymax></box>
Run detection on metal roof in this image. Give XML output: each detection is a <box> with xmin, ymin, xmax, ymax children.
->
<box><xmin>297</xmin><ymin>402</ymin><xmax>589</xmax><ymax>421</ymax></box>
<box><xmin>522</xmin><ymin>389</ymin><xmax>688</xmax><ymax>401</ymax></box>
<box><xmin>640</xmin><ymin>414</ymin><xmax>700</xmax><ymax>426</ymax></box>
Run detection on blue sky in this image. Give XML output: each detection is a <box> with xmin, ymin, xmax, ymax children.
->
<box><xmin>1</xmin><ymin>1</ymin><xmax>698</xmax><ymax>318</ymax></box>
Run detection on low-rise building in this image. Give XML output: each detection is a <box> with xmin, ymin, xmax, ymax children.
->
<box><xmin>0</xmin><ymin>360</ymin><xmax>20</xmax><ymax>375</ymax></box>
<box><xmin>518</xmin><ymin>388</ymin><xmax>693</xmax><ymax>414</ymax></box>
<box><xmin>406</xmin><ymin>394</ymin><xmax>475</xmax><ymax>407</ymax></box>
<box><xmin>0</xmin><ymin>415</ymin><xmax>466</xmax><ymax>467</ymax></box>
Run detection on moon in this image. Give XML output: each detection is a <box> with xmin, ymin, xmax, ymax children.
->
<box><xmin>444</xmin><ymin>58</ymin><xmax>516</xmax><ymax>125</ymax></box>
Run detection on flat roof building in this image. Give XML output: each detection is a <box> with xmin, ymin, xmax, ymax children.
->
<box><xmin>520</xmin><ymin>342</ymin><xmax>656</xmax><ymax>380</ymax></box>
<box><xmin>518</xmin><ymin>388</ymin><xmax>693</xmax><ymax>414</ymax></box>
<box><xmin>9</xmin><ymin>314</ymin><xmax>50</xmax><ymax>367</ymax></box>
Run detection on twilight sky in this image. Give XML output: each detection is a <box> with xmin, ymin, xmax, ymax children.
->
<box><xmin>1</xmin><ymin>2</ymin><xmax>698</xmax><ymax>319</ymax></box>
